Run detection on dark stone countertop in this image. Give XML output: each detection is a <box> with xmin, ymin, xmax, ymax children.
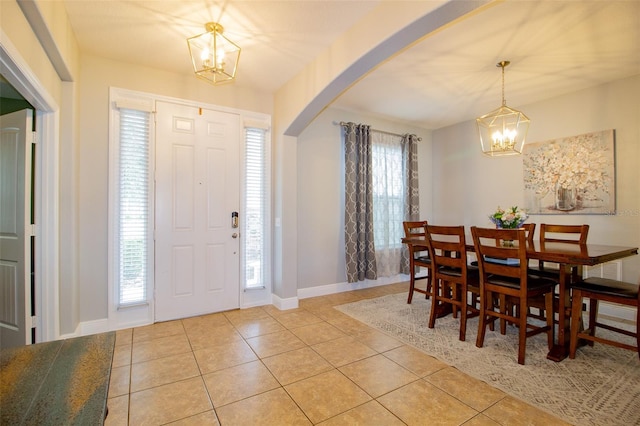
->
<box><xmin>1</xmin><ymin>332</ymin><xmax>115</xmax><ymax>425</ymax></box>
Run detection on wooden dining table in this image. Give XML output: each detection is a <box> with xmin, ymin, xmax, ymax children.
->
<box><xmin>402</xmin><ymin>236</ymin><xmax>638</xmax><ymax>361</ymax></box>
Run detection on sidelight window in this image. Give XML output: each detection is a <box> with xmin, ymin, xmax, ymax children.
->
<box><xmin>242</xmin><ymin>126</ymin><xmax>271</xmax><ymax>290</ymax></box>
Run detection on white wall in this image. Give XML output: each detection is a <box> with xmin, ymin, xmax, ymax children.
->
<box><xmin>432</xmin><ymin>75</ymin><xmax>640</xmax><ymax>282</ymax></box>
<box><xmin>74</xmin><ymin>55</ymin><xmax>274</xmax><ymax>330</ymax></box>
<box><xmin>296</xmin><ymin>107</ymin><xmax>432</xmax><ymax>290</ymax></box>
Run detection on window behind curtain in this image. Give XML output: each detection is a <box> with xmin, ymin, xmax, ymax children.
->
<box><xmin>117</xmin><ymin>107</ymin><xmax>150</xmax><ymax>305</ymax></box>
<box><xmin>371</xmin><ymin>131</ymin><xmax>405</xmax><ymax>276</ymax></box>
<box><xmin>243</xmin><ymin>127</ymin><xmax>270</xmax><ymax>289</ymax></box>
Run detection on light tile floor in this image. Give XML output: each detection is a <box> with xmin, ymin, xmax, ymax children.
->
<box><xmin>104</xmin><ymin>282</ymin><xmax>570</xmax><ymax>425</ymax></box>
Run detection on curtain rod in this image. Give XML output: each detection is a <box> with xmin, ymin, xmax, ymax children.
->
<box><xmin>336</xmin><ymin>121</ymin><xmax>422</xmax><ymax>141</ymax></box>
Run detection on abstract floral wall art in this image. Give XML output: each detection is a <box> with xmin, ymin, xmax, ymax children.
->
<box><xmin>523</xmin><ymin>130</ymin><xmax>615</xmax><ymax>214</ymax></box>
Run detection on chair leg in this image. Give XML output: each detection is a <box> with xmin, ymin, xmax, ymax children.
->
<box><xmin>517</xmin><ymin>298</ymin><xmax>528</xmax><ymax>365</ymax></box>
<box><xmin>588</xmin><ymin>298</ymin><xmax>598</xmax><ymax>346</ymax></box>
<box><xmin>636</xmin><ymin>299</ymin><xmax>640</xmax><ymax>359</ymax></box>
<box><xmin>476</xmin><ymin>290</ymin><xmax>489</xmax><ymax>348</ymax></box>
<box><xmin>450</xmin><ymin>283</ymin><xmax>458</xmax><ymax>319</ymax></box>
<box><xmin>428</xmin><ymin>278</ymin><xmax>440</xmax><ymax>329</ymax></box>
<box><xmin>459</xmin><ymin>284</ymin><xmax>467</xmax><ymax>342</ymax></box>
<box><xmin>499</xmin><ymin>294</ymin><xmax>507</xmax><ymax>335</ymax></box>
<box><xmin>407</xmin><ymin>261</ymin><xmax>416</xmax><ymax>304</ymax></box>
<box><xmin>425</xmin><ymin>273</ymin><xmax>432</xmax><ymax>300</ymax></box>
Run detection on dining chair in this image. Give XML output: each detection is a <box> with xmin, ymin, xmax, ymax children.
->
<box><xmin>424</xmin><ymin>225</ymin><xmax>480</xmax><ymax>341</ymax></box>
<box><xmin>521</xmin><ymin>222</ymin><xmax>537</xmax><ymax>243</ymax></box>
<box><xmin>471</xmin><ymin>226</ymin><xmax>556</xmax><ymax>365</ymax></box>
<box><xmin>569</xmin><ymin>276</ymin><xmax>639</xmax><ymax>359</ymax></box>
<box><xmin>529</xmin><ymin>223</ymin><xmax>590</xmax><ymax>278</ymax></box>
<box><xmin>403</xmin><ymin>221</ymin><xmax>433</xmax><ymax>304</ymax></box>
<box><xmin>470</xmin><ymin>223</ymin><xmax>535</xmax><ymax>267</ymax></box>
<box><xmin>527</xmin><ymin>224</ymin><xmax>590</xmax><ymax>322</ymax></box>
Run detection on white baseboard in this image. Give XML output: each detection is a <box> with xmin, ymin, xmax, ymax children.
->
<box><xmin>58</xmin><ymin>318</ymin><xmax>109</xmax><ymax>339</ymax></box>
<box><xmin>58</xmin><ymin>323</ymin><xmax>82</xmax><ymax>340</ymax></box>
<box><xmin>297</xmin><ymin>274</ymin><xmax>409</xmax><ymax>300</ymax></box>
<box><xmin>271</xmin><ymin>293</ymin><xmax>299</xmax><ymax>310</ymax></box>
<box><xmin>241</xmin><ymin>296</ymin><xmax>273</xmax><ymax>310</ymax></box>
<box><xmin>59</xmin><ymin>316</ymin><xmax>156</xmax><ymax>339</ymax></box>
<box><xmin>58</xmin><ymin>278</ymin><xmax>408</xmax><ymax>334</ymax></box>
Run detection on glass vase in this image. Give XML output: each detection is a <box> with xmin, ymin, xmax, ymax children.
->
<box><xmin>555</xmin><ymin>183</ymin><xmax>576</xmax><ymax>211</ymax></box>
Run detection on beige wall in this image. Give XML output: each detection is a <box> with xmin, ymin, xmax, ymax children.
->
<box><xmin>0</xmin><ymin>1</ymin><xmax>65</xmax><ymax>101</ymax></box>
<box><xmin>296</xmin><ymin>107</ymin><xmax>432</xmax><ymax>289</ymax></box>
<box><xmin>1</xmin><ymin>0</ymin><xmax>73</xmax><ymax>338</ymax></box>
<box><xmin>271</xmin><ymin>0</ymin><xmax>489</xmax><ymax>302</ymax></box>
<box><xmin>432</xmin><ymin>75</ymin><xmax>640</xmax><ymax>282</ymax></box>
<box><xmin>75</xmin><ymin>55</ymin><xmax>274</xmax><ymax>326</ymax></box>
<box><xmin>295</xmin><ymin>76</ymin><xmax>640</xmax><ymax>292</ymax></box>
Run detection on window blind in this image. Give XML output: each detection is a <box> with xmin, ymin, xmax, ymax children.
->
<box><xmin>243</xmin><ymin>127</ymin><xmax>268</xmax><ymax>289</ymax></box>
<box><xmin>118</xmin><ymin>108</ymin><xmax>150</xmax><ymax>305</ymax></box>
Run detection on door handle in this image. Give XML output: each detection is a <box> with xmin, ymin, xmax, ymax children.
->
<box><xmin>232</xmin><ymin>233</ymin><xmax>238</xmax><ymax>239</ymax></box>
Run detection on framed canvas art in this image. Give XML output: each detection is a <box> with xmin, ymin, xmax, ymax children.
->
<box><xmin>523</xmin><ymin>130</ymin><xmax>615</xmax><ymax>214</ymax></box>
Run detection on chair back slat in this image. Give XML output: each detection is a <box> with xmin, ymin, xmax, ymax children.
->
<box><xmin>522</xmin><ymin>223</ymin><xmax>536</xmax><ymax>243</ymax></box>
<box><xmin>471</xmin><ymin>227</ymin><xmax>528</xmax><ymax>282</ymax></box>
<box><xmin>425</xmin><ymin>225</ymin><xmax>468</xmax><ymax>273</ymax></box>
<box><xmin>403</xmin><ymin>221</ymin><xmax>427</xmax><ymax>238</ymax></box>
<box><xmin>540</xmin><ymin>224</ymin><xmax>589</xmax><ymax>243</ymax></box>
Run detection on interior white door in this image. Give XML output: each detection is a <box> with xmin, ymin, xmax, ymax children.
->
<box><xmin>155</xmin><ymin>101</ymin><xmax>240</xmax><ymax>321</ymax></box>
<box><xmin>0</xmin><ymin>109</ymin><xmax>32</xmax><ymax>348</ymax></box>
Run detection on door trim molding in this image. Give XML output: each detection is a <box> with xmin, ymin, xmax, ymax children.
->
<box><xmin>1</xmin><ymin>29</ymin><xmax>60</xmax><ymax>342</ymax></box>
<box><xmin>108</xmin><ymin>87</ymin><xmax>273</xmax><ymax>329</ymax></box>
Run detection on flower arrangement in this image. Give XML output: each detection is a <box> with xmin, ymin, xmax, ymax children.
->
<box><xmin>489</xmin><ymin>206</ymin><xmax>528</xmax><ymax>229</ymax></box>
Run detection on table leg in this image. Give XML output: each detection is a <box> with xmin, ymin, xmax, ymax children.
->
<box><xmin>546</xmin><ymin>263</ymin><xmax>572</xmax><ymax>361</ymax></box>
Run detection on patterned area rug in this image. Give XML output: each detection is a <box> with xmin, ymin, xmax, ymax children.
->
<box><xmin>335</xmin><ymin>293</ymin><xmax>640</xmax><ymax>426</ymax></box>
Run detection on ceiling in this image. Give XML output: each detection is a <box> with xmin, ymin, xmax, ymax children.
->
<box><xmin>60</xmin><ymin>0</ymin><xmax>640</xmax><ymax>130</ymax></box>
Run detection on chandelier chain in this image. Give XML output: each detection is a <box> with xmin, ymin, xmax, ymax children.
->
<box><xmin>500</xmin><ymin>62</ymin><xmax>507</xmax><ymax>106</ymax></box>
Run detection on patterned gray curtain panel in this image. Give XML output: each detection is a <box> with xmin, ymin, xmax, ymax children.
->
<box><xmin>401</xmin><ymin>134</ymin><xmax>420</xmax><ymax>274</ymax></box>
<box><xmin>344</xmin><ymin>122</ymin><xmax>377</xmax><ymax>283</ymax></box>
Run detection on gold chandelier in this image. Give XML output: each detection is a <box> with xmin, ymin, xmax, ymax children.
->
<box><xmin>476</xmin><ymin>61</ymin><xmax>530</xmax><ymax>156</ymax></box>
<box><xmin>187</xmin><ymin>22</ymin><xmax>241</xmax><ymax>85</ymax></box>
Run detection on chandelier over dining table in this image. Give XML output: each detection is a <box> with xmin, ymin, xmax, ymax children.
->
<box><xmin>476</xmin><ymin>60</ymin><xmax>530</xmax><ymax>156</ymax></box>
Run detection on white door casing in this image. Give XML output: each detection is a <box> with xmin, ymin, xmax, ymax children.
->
<box><xmin>0</xmin><ymin>109</ymin><xmax>33</xmax><ymax>348</ymax></box>
<box><xmin>154</xmin><ymin>101</ymin><xmax>240</xmax><ymax>321</ymax></box>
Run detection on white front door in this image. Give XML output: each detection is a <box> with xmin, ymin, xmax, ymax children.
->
<box><xmin>0</xmin><ymin>109</ymin><xmax>33</xmax><ymax>348</ymax></box>
<box><xmin>154</xmin><ymin>101</ymin><xmax>240</xmax><ymax>321</ymax></box>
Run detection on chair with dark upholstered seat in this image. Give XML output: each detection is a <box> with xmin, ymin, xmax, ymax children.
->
<box><xmin>470</xmin><ymin>223</ymin><xmax>535</xmax><ymax>268</ymax></box>
<box><xmin>528</xmin><ymin>223</ymin><xmax>589</xmax><ymax>279</ymax></box>
<box><xmin>424</xmin><ymin>225</ymin><xmax>480</xmax><ymax>341</ymax></box>
<box><xmin>403</xmin><ymin>221</ymin><xmax>433</xmax><ymax>304</ymax></box>
<box><xmin>569</xmin><ymin>277</ymin><xmax>639</xmax><ymax>359</ymax></box>
<box><xmin>527</xmin><ymin>224</ymin><xmax>589</xmax><ymax>322</ymax></box>
<box><xmin>471</xmin><ymin>226</ymin><xmax>556</xmax><ymax>365</ymax></box>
